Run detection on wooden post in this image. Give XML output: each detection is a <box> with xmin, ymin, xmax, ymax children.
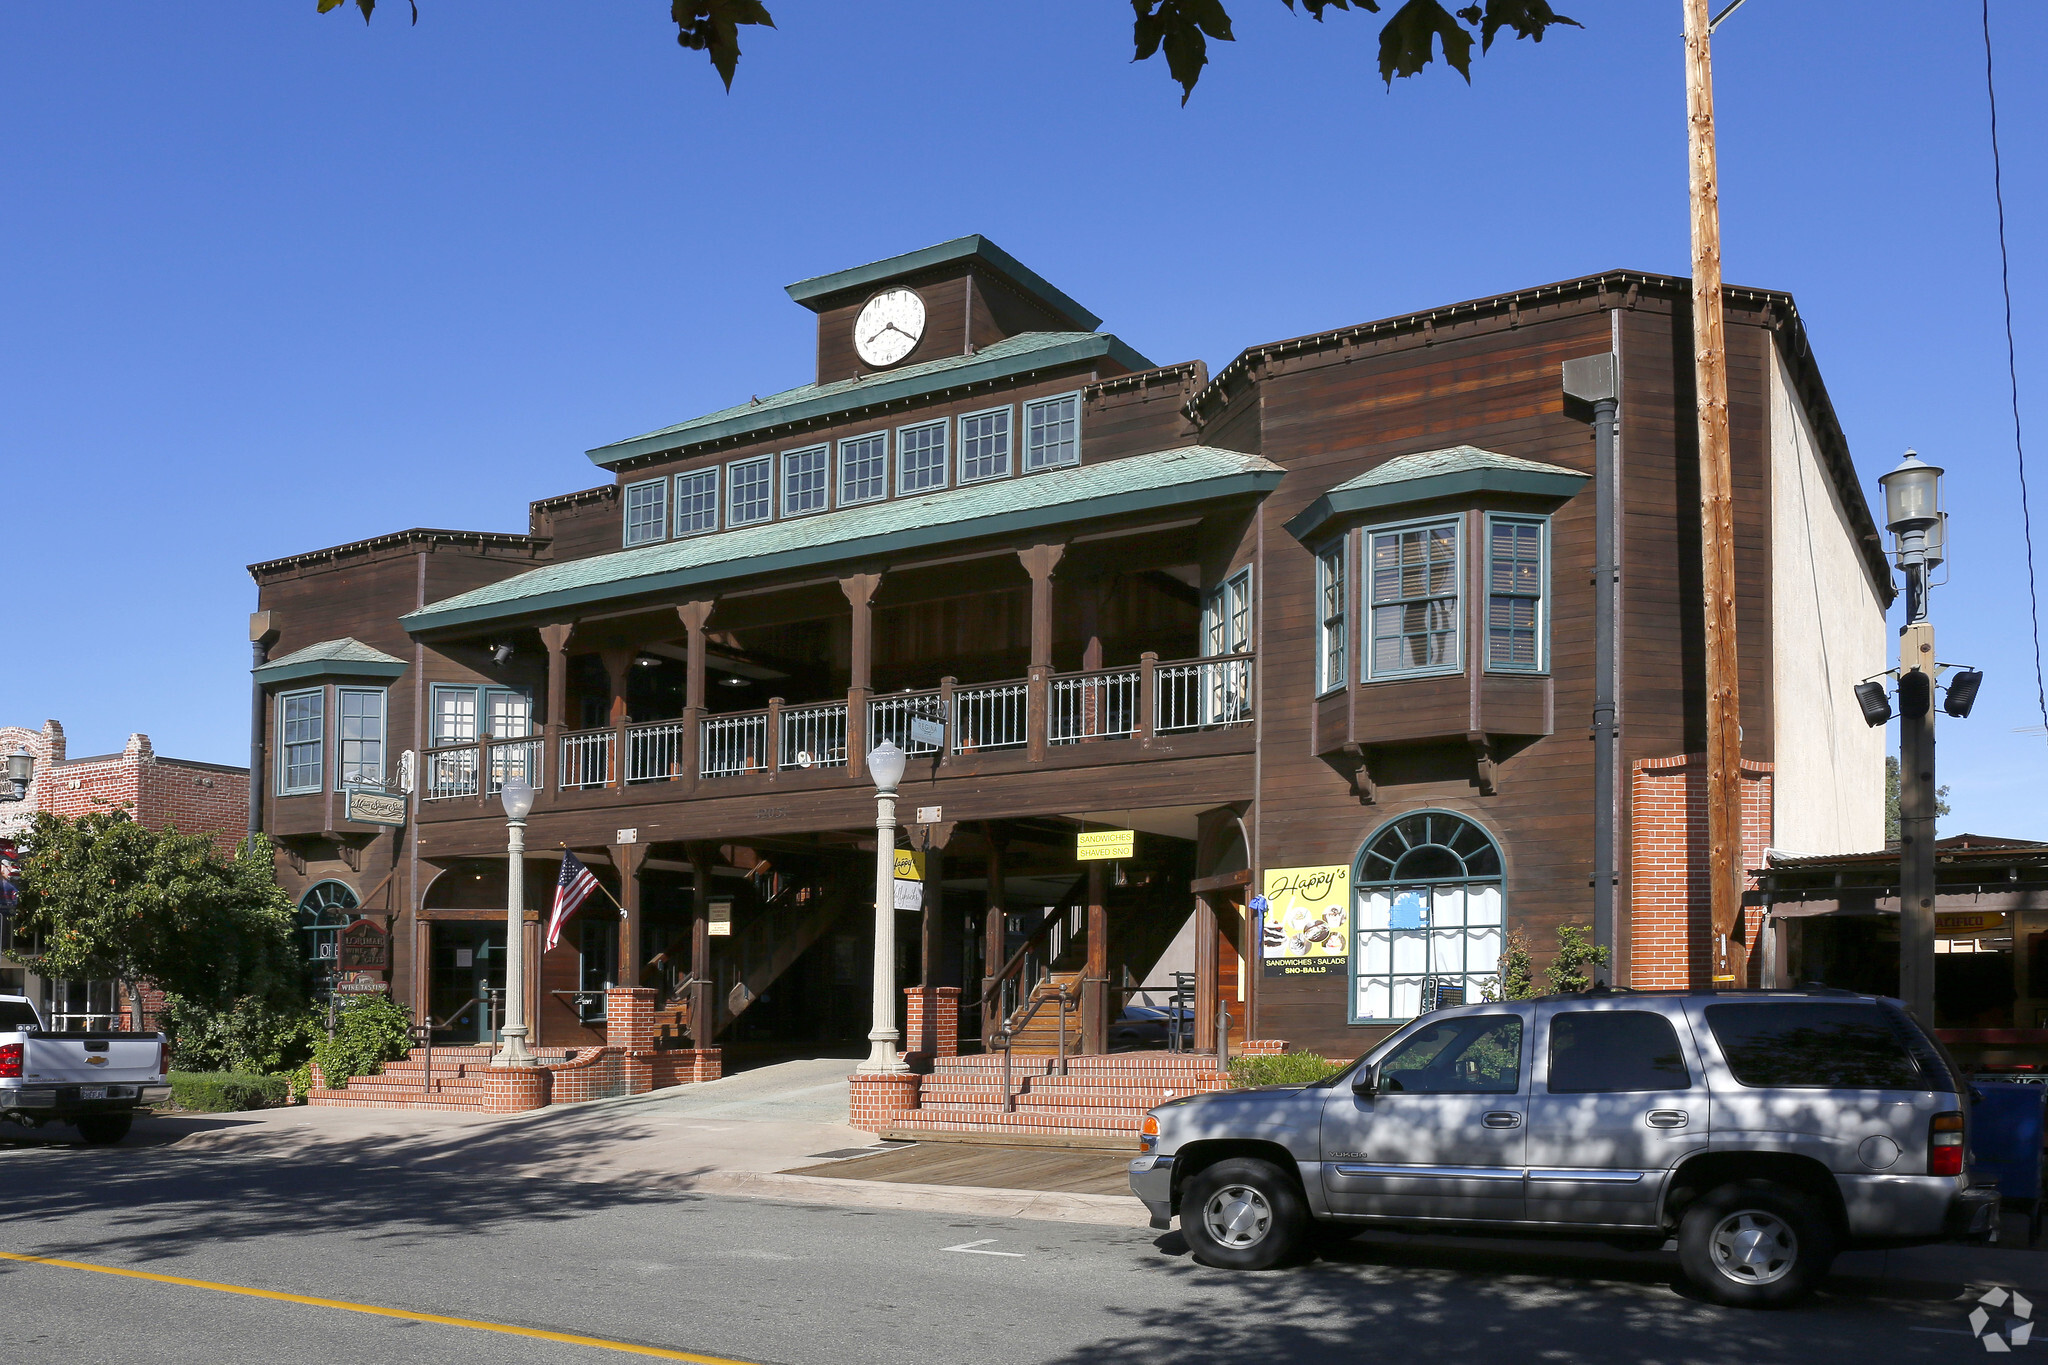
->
<box><xmin>765</xmin><ymin>697</ymin><xmax>783</xmax><ymax>778</ymax></box>
<box><xmin>599</xmin><ymin>648</ymin><xmax>635</xmax><ymax>790</ymax></box>
<box><xmin>1082</xmin><ymin>859</ymin><xmax>1109</xmax><ymax>1055</ymax></box>
<box><xmin>687</xmin><ymin>843</ymin><xmax>716</xmax><ymax>1047</ymax></box>
<box><xmin>981</xmin><ymin>823</ymin><xmax>1008</xmax><ymax>1043</ymax></box>
<box><xmin>842</xmin><ymin>573</ymin><xmax>881</xmax><ymax>780</ymax></box>
<box><xmin>1136</xmin><ymin>651</ymin><xmax>1157</xmax><ymax>744</ymax></box>
<box><xmin>613</xmin><ymin>840</ymin><xmax>646</xmax><ymax>991</ymax></box>
<box><xmin>1193</xmin><ymin>892</ymin><xmax>1219</xmax><ymax>1054</ymax></box>
<box><xmin>539</xmin><ymin>623</ymin><xmax>573</xmax><ymax>792</ymax></box>
<box><xmin>1020</xmin><ymin>544</ymin><xmax>1063</xmax><ymax>763</ymax></box>
<box><xmin>678</xmin><ymin>602</ymin><xmax>713</xmax><ymax>793</ymax></box>
<box><xmin>1685</xmin><ymin>0</ymin><xmax>1744</xmax><ymax>985</ymax></box>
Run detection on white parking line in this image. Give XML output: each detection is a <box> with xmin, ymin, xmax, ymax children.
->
<box><xmin>942</xmin><ymin>1239</ymin><xmax>1025</xmax><ymax>1258</ymax></box>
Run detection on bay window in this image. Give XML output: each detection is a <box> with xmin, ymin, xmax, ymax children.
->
<box><xmin>1367</xmin><ymin>519</ymin><xmax>1460</xmax><ymax>679</ymax></box>
<box><xmin>1486</xmin><ymin>515</ymin><xmax>1547</xmax><ymax>671</ymax></box>
<box><xmin>279</xmin><ymin>689</ymin><xmax>324</xmax><ymax>795</ymax></box>
<box><xmin>337</xmin><ymin>688</ymin><xmax>387</xmax><ymax>786</ymax></box>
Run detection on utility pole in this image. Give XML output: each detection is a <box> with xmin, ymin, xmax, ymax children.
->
<box><xmin>1684</xmin><ymin>0</ymin><xmax>1745</xmax><ymax>986</ymax></box>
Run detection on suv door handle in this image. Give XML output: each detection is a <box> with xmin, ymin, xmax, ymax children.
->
<box><xmin>1646</xmin><ymin>1109</ymin><xmax>1689</xmax><ymax>1128</ymax></box>
<box><xmin>1483</xmin><ymin>1111</ymin><xmax>1522</xmax><ymax>1129</ymax></box>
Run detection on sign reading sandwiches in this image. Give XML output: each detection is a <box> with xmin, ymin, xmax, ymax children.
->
<box><xmin>1260</xmin><ymin>865</ymin><xmax>1350</xmax><ymax>976</ymax></box>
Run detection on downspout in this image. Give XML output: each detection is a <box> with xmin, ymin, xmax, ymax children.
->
<box><xmin>1563</xmin><ymin>352</ymin><xmax>1621</xmax><ymax>979</ymax></box>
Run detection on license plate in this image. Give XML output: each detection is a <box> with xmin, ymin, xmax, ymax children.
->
<box><xmin>79</xmin><ymin>1087</ymin><xmax>106</xmax><ymax>1101</ymax></box>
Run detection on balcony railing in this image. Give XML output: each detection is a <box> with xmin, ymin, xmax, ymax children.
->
<box><xmin>952</xmin><ymin>679</ymin><xmax>1027</xmax><ymax>753</ymax></box>
<box><xmin>422</xmin><ymin>745</ymin><xmax>480</xmax><ymax>802</ymax></box>
<box><xmin>559</xmin><ymin>728</ymin><xmax>614</xmax><ymax>790</ymax></box>
<box><xmin>1157</xmin><ymin>655</ymin><xmax>1254</xmax><ymax>733</ymax></box>
<box><xmin>626</xmin><ymin>719</ymin><xmax>688</xmax><ymax>784</ymax></box>
<box><xmin>1050</xmin><ymin>667</ymin><xmax>1139</xmax><ymax>745</ymax></box>
<box><xmin>701</xmin><ymin>710</ymin><xmax>770</xmax><ymax>779</ymax></box>
<box><xmin>781</xmin><ymin>701</ymin><xmax>848</xmax><ymax>770</ymax></box>
<box><xmin>869</xmin><ymin>689</ymin><xmax>945</xmax><ymax>757</ymax></box>
<box><xmin>486</xmin><ymin>737</ymin><xmax>540</xmax><ymax>794</ymax></box>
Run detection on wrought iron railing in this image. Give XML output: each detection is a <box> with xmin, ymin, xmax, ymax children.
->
<box><xmin>1050</xmin><ymin>667</ymin><xmax>1139</xmax><ymax>744</ymax></box>
<box><xmin>868</xmin><ymin>690</ymin><xmax>944</xmax><ymax>756</ymax></box>
<box><xmin>701</xmin><ymin>710</ymin><xmax>769</xmax><ymax>778</ymax></box>
<box><xmin>1156</xmin><ymin>654</ymin><xmax>1254</xmax><ymax>733</ymax></box>
<box><xmin>780</xmin><ymin>701</ymin><xmax>847</xmax><ymax>769</ymax></box>
<box><xmin>486</xmin><ymin>737</ymin><xmax>540</xmax><ymax>794</ymax></box>
<box><xmin>559</xmin><ymin>728</ymin><xmax>614</xmax><ymax>790</ymax></box>
<box><xmin>952</xmin><ymin>679</ymin><xmax>1028</xmax><ymax>753</ymax></box>
<box><xmin>625</xmin><ymin>719</ymin><xmax>688</xmax><ymax>784</ymax></box>
<box><xmin>421</xmin><ymin>745</ymin><xmax>479</xmax><ymax>801</ymax></box>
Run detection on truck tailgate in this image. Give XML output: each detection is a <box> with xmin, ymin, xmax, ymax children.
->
<box><xmin>21</xmin><ymin>1035</ymin><xmax>162</xmax><ymax>1085</ymax></box>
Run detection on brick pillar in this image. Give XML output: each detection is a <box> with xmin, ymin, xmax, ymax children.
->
<box><xmin>848</xmin><ymin>1071</ymin><xmax>920</xmax><ymax>1133</ymax></box>
<box><xmin>606</xmin><ymin>987</ymin><xmax>657</xmax><ymax>1052</ymax></box>
<box><xmin>1629</xmin><ymin>754</ymin><xmax>1774</xmax><ymax>989</ymax></box>
<box><xmin>482</xmin><ymin>1066</ymin><xmax>550</xmax><ymax>1112</ymax></box>
<box><xmin>903</xmin><ymin>985</ymin><xmax>961</xmax><ymax>1064</ymax></box>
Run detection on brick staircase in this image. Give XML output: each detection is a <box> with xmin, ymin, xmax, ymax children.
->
<box><xmin>879</xmin><ymin>1051</ymin><xmax>1230</xmax><ymax>1147</ymax></box>
<box><xmin>307</xmin><ymin>1044</ymin><xmax>580</xmax><ymax>1112</ymax></box>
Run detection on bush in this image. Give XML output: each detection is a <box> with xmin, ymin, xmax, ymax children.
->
<box><xmin>164</xmin><ymin>995</ymin><xmax>322</xmax><ymax>1076</ymax></box>
<box><xmin>169</xmin><ymin>1071</ymin><xmax>290</xmax><ymax>1112</ymax></box>
<box><xmin>1228</xmin><ymin>1052</ymin><xmax>1346</xmax><ymax>1089</ymax></box>
<box><xmin>310</xmin><ymin>993</ymin><xmax>414</xmax><ymax>1090</ymax></box>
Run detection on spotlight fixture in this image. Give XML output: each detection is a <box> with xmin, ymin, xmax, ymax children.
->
<box><xmin>1944</xmin><ymin>668</ymin><xmax>1985</xmax><ymax>719</ymax></box>
<box><xmin>1852</xmin><ymin>680</ymin><xmax>1893</xmax><ymax>728</ymax></box>
<box><xmin>717</xmin><ymin>675</ymin><xmax>750</xmax><ymax>688</ymax></box>
<box><xmin>1898</xmin><ymin>670</ymin><xmax>1933</xmax><ymax>720</ymax></box>
<box><xmin>633</xmin><ymin>655</ymin><xmax>662</xmax><ymax>669</ymax></box>
<box><xmin>490</xmin><ymin>643</ymin><xmax>514</xmax><ymax>665</ymax></box>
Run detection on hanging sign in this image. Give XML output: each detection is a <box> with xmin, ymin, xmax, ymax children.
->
<box><xmin>892</xmin><ymin>849</ymin><xmax>926</xmax><ymax>911</ymax></box>
<box><xmin>1260</xmin><ymin>865</ymin><xmax>1350</xmax><ymax>977</ymax></box>
<box><xmin>338</xmin><ymin>918</ymin><xmax>390</xmax><ymax>971</ymax></box>
<box><xmin>909</xmin><ymin>717</ymin><xmax>946</xmax><ymax>748</ymax></box>
<box><xmin>344</xmin><ymin>788</ymin><xmax>407</xmax><ymax>827</ymax></box>
<box><xmin>1077</xmin><ymin>829</ymin><xmax>1135</xmax><ymax>861</ymax></box>
<box><xmin>1936</xmin><ymin>911</ymin><xmax>2007</xmax><ymax>934</ymax></box>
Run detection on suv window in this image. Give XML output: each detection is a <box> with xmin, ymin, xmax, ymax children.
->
<box><xmin>1705</xmin><ymin>1002</ymin><xmax>1925</xmax><ymax>1089</ymax></box>
<box><xmin>1548</xmin><ymin>1010</ymin><xmax>1691</xmax><ymax>1093</ymax></box>
<box><xmin>1379</xmin><ymin>1014</ymin><xmax>1522</xmax><ymax>1094</ymax></box>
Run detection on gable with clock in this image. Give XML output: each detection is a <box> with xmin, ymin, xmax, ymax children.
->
<box><xmin>853</xmin><ymin>287</ymin><xmax>926</xmax><ymax>368</ymax></box>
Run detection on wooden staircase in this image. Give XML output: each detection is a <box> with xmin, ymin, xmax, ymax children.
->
<box><xmin>882</xmin><ymin>1051</ymin><xmax>1230</xmax><ymax>1147</ymax></box>
<box><xmin>1002</xmin><ymin>972</ymin><xmax>1083</xmax><ymax>1055</ymax></box>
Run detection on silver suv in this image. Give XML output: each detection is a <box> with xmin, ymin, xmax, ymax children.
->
<box><xmin>1130</xmin><ymin>989</ymin><xmax>1999</xmax><ymax>1306</ymax></box>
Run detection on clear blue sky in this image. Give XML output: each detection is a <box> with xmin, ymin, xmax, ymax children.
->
<box><xmin>3</xmin><ymin>2</ymin><xmax>2041</xmax><ymax>837</ymax></box>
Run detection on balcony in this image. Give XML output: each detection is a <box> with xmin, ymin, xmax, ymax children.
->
<box><xmin>416</xmin><ymin>652</ymin><xmax>1253</xmax><ymax>814</ymax></box>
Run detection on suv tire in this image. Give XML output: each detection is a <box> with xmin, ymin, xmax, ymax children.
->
<box><xmin>1678</xmin><ymin>1178</ymin><xmax>1837</xmax><ymax>1308</ymax></box>
<box><xmin>75</xmin><ymin>1115</ymin><xmax>132</xmax><ymax>1146</ymax></box>
<box><xmin>1180</xmin><ymin>1157</ymin><xmax>1309</xmax><ymax>1270</ymax></box>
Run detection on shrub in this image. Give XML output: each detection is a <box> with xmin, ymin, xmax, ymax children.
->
<box><xmin>1228</xmin><ymin>1052</ymin><xmax>1345</xmax><ymax>1089</ymax></box>
<box><xmin>310</xmin><ymin>993</ymin><xmax>414</xmax><ymax>1090</ymax></box>
<box><xmin>169</xmin><ymin>1071</ymin><xmax>290</xmax><ymax>1112</ymax></box>
<box><xmin>164</xmin><ymin>995</ymin><xmax>322</xmax><ymax>1076</ymax></box>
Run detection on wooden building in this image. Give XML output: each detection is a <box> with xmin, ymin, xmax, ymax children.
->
<box><xmin>247</xmin><ymin>237</ymin><xmax>1890</xmax><ymax>1063</ymax></box>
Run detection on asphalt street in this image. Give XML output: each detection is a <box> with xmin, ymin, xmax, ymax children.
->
<box><xmin>0</xmin><ymin>1122</ymin><xmax>2013</xmax><ymax>1365</ymax></box>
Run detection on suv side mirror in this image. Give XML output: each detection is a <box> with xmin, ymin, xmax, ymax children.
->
<box><xmin>1353</xmin><ymin>1063</ymin><xmax>1379</xmax><ymax>1097</ymax></box>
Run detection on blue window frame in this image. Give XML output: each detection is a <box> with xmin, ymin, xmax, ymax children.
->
<box><xmin>782</xmin><ymin>445</ymin><xmax>829</xmax><ymax>517</ymax></box>
<box><xmin>897</xmin><ymin>420</ymin><xmax>948</xmax><ymax>494</ymax></box>
<box><xmin>838</xmin><ymin>432</ymin><xmax>888</xmax><ymax>506</ymax></box>
<box><xmin>728</xmin><ymin>455</ymin><xmax>773</xmax><ymax>527</ymax></box>
<box><xmin>1485</xmin><ymin>515</ymin><xmax>1547</xmax><ymax>672</ymax></box>
<box><xmin>623</xmin><ymin>478</ymin><xmax>667</xmax><ymax>546</ymax></box>
<box><xmin>958</xmin><ymin>406</ymin><xmax>1012</xmax><ymax>484</ymax></box>
<box><xmin>337</xmin><ymin>687</ymin><xmax>386</xmax><ymax>787</ymax></box>
<box><xmin>1366</xmin><ymin>518</ymin><xmax>1461</xmax><ymax>679</ymax></box>
<box><xmin>279</xmin><ymin>688</ymin><xmax>324</xmax><ymax>795</ymax></box>
<box><xmin>1317</xmin><ymin>542</ymin><xmax>1347</xmax><ymax>695</ymax></box>
<box><xmin>1023</xmin><ymin>393</ymin><xmax>1081</xmax><ymax>471</ymax></box>
<box><xmin>675</xmin><ymin>467</ymin><xmax>719</xmax><ymax>536</ymax></box>
<box><xmin>1350</xmin><ymin>810</ymin><xmax>1505</xmax><ymax>1024</ymax></box>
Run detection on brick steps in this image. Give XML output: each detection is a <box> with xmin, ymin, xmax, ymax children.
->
<box><xmin>867</xmin><ymin>1050</ymin><xmax>1228</xmax><ymax>1142</ymax></box>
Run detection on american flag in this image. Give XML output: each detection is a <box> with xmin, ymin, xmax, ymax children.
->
<box><xmin>545</xmin><ymin>851</ymin><xmax>601</xmax><ymax>952</ymax></box>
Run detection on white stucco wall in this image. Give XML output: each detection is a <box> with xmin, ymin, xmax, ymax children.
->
<box><xmin>1769</xmin><ymin>343</ymin><xmax>1889</xmax><ymax>855</ymax></box>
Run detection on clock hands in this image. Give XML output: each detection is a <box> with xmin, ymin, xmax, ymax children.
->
<box><xmin>864</xmin><ymin>321</ymin><xmax>915</xmax><ymax>348</ymax></box>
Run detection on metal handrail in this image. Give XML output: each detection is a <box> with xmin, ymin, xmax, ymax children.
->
<box><xmin>992</xmin><ymin>981</ymin><xmax>1073</xmax><ymax>1114</ymax></box>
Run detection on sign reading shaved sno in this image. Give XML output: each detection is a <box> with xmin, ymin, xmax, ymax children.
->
<box><xmin>1260</xmin><ymin>865</ymin><xmax>1350</xmax><ymax>977</ymax></box>
<box><xmin>1076</xmin><ymin>830</ymin><xmax>1135</xmax><ymax>861</ymax></box>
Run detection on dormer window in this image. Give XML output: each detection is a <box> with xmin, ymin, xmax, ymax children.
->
<box><xmin>729</xmin><ymin>455</ymin><xmax>773</xmax><ymax>527</ymax></box>
<box><xmin>1024</xmin><ymin>393</ymin><xmax>1081</xmax><ymax>471</ymax></box>
<box><xmin>624</xmin><ymin>478</ymin><xmax>668</xmax><ymax>547</ymax></box>
<box><xmin>959</xmin><ymin>406</ymin><xmax>1012</xmax><ymax>483</ymax></box>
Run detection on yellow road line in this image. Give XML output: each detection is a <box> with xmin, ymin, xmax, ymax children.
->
<box><xmin>0</xmin><ymin>1250</ymin><xmax>755</xmax><ymax>1363</ymax></box>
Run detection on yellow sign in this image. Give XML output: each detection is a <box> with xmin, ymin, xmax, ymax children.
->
<box><xmin>893</xmin><ymin>849</ymin><xmax>925</xmax><ymax>881</ymax></box>
<box><xmin>1260</xmin><ymin>865</ymin><xmax>1350</xmax><ymax>977</ymax></box>
<box><xmin>1076</xmin><ymin>829</ymin><xmax>1135</xmax><ymax>861</ymax></box>
<box><xmin>1936</xmin><ymin>911</ymin><xmax>2007</xmax><ymax>934</ymax></box>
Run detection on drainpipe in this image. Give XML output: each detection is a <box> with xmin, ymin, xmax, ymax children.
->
<box><xmin>248</xmin><ymin>611</ymin><xmax>278</xmax><ymax>848</ymax></box>
<box><xmin>1563</xmin><ymin>354</ymin><xmax>1621</xmax><ymax>977</ymax></box>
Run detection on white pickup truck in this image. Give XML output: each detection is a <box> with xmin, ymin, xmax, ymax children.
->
<box><xmin>0</xmin><ymin>995</ymin><xmax>169</xmax><ymax>1144</ymax></box>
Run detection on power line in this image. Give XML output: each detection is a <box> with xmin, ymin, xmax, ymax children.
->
<box><xmin>1983</xmin><ymin>0</ymin><xmax>2047</xmax><ymax>742</ymax></box>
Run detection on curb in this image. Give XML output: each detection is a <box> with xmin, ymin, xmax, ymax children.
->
<box><xmin>680</xmin><ymin>1169</ymin><xmax>1153</xmax><ymax>1228</ymax></box>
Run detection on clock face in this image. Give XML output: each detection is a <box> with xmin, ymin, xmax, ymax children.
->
<box><xmin>854</xmin><ymin>288</ymin><xmax>926</xmax><ymax>368</ymax></box>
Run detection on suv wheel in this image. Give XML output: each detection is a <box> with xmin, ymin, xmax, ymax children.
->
<box><xmin>75</xmin><ymin>1115</ymin><xmax>132</xmax><ymax>1146</ymax></box>
<box><xmin>1678</xmin><ymin>1179</ymin><xmax>1836</xmax><ymax>1308</ymax></box>
<box><xmin>1180</xmin><ymin>1157</ymin><xmax>1309</xmax><ymax>1270</ymax></box>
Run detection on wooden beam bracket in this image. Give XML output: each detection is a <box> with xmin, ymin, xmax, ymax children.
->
<box><xmin>1336</xmin><ymin>742</ymin><xmax>1376</xmax><ymax>805</ymax></box>
<box><xmin>1467</xmin><ymin>731</ymin><xmax>1499</xmax><ymax>797</ymax></box>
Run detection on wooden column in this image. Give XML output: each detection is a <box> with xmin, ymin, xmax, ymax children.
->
<box><xmin>842</xmin><ymin>573</ymin><xmax>881</xmax><ymax>780</ymax></box>
<box><xmin>916</xmin><ymin>822</ymin><xmax>958</xmax><ymax>987</ymax></box>
<box><xmin>599</xmin><ymin>648</ymin><xmax>635</xmax><ymax>789</ymax></box>
<box><xmin>687</xmin><ymin>842</ymin><xmax>716</xmax><ymax>1047</ymax></box>
<box><xmin>1082</xmin><ymin>858</ymin><xmax>1109</xmax><ymax>1055</ymax></box>
<box><xmin>980</xmin><ymin>823</ymin><xmax>1009</xmax><ymax>1042</ymax></box>
<box><xmin>678</xmin><ymin>601</ymin><xmax>713</xmax><ymax>791</ymax></box>
<box><xmin>1193</xmin><ymin>893</ymin><xmax>1219</xmax><ymax>1054</ymax></box>
<box><xmin>612</xmin><ymin>841</ymin><xmax>647</xmax><ymax>992</ymax></box>
<box><xmin>1019</xmin><ymin>544</ymin><xmax>1064</xmax><ymax>762</ymax></box>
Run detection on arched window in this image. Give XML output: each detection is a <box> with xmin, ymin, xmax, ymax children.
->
<box><xmin>298</xmin><ymin>881</ymin><xmax>358</xmax><ymax>997</ymax></box>
<box><xmin>1351</xmin><ymin>810</ymin><xmax>1504</xmax><ymax>1024</ymax></box>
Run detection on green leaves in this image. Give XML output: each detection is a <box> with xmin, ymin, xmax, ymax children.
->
<box><xmin>1380</xmin><ymin>0</ymin><xmax>1475</xmax><ymax>83</ymax></box>
<box><xmin>671</xmin><ymin>0</ymin><xmax>777</xmax><ymax>91</ymax></box>
<box><xmin>316</xmin><ymin>0</ymin><xmax>417</xmax><ymax>23</ymax></box>
<box><xmin>1131</xmin><ymin>0</ymin><xmax>1237</xmax><ymax>106</ymax></box>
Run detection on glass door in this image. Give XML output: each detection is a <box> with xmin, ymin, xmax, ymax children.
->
<box><xmin>429</xmin><ymin>922</ymin><xmax>507</xmax><ymax>1045</ymax></box>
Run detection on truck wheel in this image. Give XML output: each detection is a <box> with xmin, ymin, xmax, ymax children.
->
<box><xmin>75</xmin><ymin>1116</ymin><xmax>132</xmax><ymax>1146</ymax></box>
<box><xmin>1678</xmin><ymin>1179</ymin><xmax>1836</xmax><ymax>1308</ymax></box>
<box><xmin>1180</xmin><ymin>1157</ymin><xmax>1309</xmax><ymax>1270</ymax></box>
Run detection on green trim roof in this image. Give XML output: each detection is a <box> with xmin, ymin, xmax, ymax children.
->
<box><xmin>405</xmin><ymin>447</ymin><xmax>1283</xmax><ymax>634</ymax></box>
<box><xmin>254</xmin><ymin>637</ymin><xmax>409</xmax><ymax>685</ymax></box>
<box><xmin>585</xmin><ymin>331</ymin><xmax>1152</xmax><ymax>468</ymax></box>
<box><xmin>1284</xmin><ymin>445</ymin><xmax>1590</xmax><ymax>542</ymax></box>
<box><xmin>783</xmin><ymin>235</ymin><xmax>1100</xmax><ymax>328</ymax></box>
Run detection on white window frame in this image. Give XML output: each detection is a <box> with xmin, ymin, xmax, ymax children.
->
<box><xmin>896</xmin><ymin>418</ymin><xmax>949</xmax><ymax>495</ymax></box>
<box><xmin>836</xmin><ymin>430</ymin><xmax>889</xmax><ymax>507</ymax></box>
<box><xmin>336</xmin><ymin>687</ymin><xmax>387</xmax><ymax>788</ymax></box>
<box><xmin>957</xmin><ymin>404</ymin><xmax>1014</xmax><ymax>485</ymax></box>
<box><xmin>1316</xmin><ymin>541</ymin><xmax>1347</xmax><ymax>696</ymax></box>
<box><xmin>781</xmin><ymin>444</ymin><xmax>830</xmax><ymax>518</ymax></box>
<box><xmin>1484</xmin><ymin>513</ymin><xmax>1549</xmax><ymax>674</ymax></box>
<box><xmin>1363</xmin><ymin>515</ymin><xmax>1463</xmax><ymax>681</ymax></box>
<box><xmin>622</xmin><ymin>477</ymin><xmax>668</xmax><ymax>547</ymax></box>
<box><xmin>278</xmin><ymin>687</ymin><xmax>325</xmax><ymax>796</ymax></box>
<box><xmin>1204</xmin><ymin>566</ymin><xmax>1254</xmax><ymax>657</ymax></box>
<box><xmin>674</xmin><ymin>466</ymin><xmax>720</xmax><ymax>537</ymax></box>
<box><xmin>1022</xmin><ymin>391</ymin><xmax>1082</xmax><ymax>472</ymax></box>
<box><xmin>430</xmin><ymin>684</ymin><xmax>480</xmax><ymax>747</ymax></box>
<box><xmin>727</xmin><ymin>454</ymin><xmax>774</xmax><ymax>527</ymax></box>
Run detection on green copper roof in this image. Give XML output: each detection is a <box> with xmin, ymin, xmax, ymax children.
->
<box><xmin>1284</xmin><ymin>445</ymin><xmax>1590</xmax><ymax>542</ymax></box>
<box><xmin>784</xmin><ymin>235</ymin><xmax>1100</xmax><ymax>328</ymax></box>
<box><xmin>405</xmin><ymin>446</ymin><xmax>1283</xmax><ymax>635</ymax></box>
<box><xmin>254</xmin><ymin>637</ymin><xmax>409</xmax><ymax>685</ymax></box>
<box><xmin>586</xmin><ymin>331</ymin><xmax>1152</xmax><ymax>468</ymax></box>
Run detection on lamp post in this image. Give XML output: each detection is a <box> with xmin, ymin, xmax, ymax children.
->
<box><xmin>1</xmin><ymin>747</ymin><xmax>34</xmax><ymax>803</ymax></box>
<box><xmin>859</xmin><ymin>740</ymin><xmax>909</xmax><ymax>1075</ymax></box>
<box><xmin>1878</xmin><ymin>451</ymin><xmax>1946</xmax><ymax>1025</ymax></box>
<box><xmin>494</xmin><ymin>776</ymin><xmax>537</xmax><ymax>1067</ymax></box>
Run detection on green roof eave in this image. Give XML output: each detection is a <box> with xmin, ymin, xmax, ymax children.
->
<box><xmin>586</xmin><ymin>333</ymin><xmax>1149</xmax><ymax>468</ymax></box>
<box><xmin>402</xmin><ymin>462</ymin><xmax>1282</xmax><ymax>636</ymax></box>
<box><xmin>1283</xmin><ymin>467</ymin><xmax>1590</xmax><ymax>543</ymax></box>
<box><xmin>784</xmin><ymin>235</ymin><xmax>1100</xmax><ymax>327</ymax></box>
<box><xmin>254</xmin><ymin>657</ymin><xmax>409</xmax><ymax>686</ymax></box>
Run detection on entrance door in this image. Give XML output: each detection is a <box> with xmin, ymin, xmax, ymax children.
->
<box><xmin>429</xmin><ymin>922</ymin><xmax>507</xmax><ymax>1045</ymax></box>
<box><xmin>1319</xmin><ymin>1010</ymin><xmax>1530</xmax><ymax>1222</ymax></box>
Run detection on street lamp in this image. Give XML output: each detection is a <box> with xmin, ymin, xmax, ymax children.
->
<box><xmin>494</xmin><ymin>776</ymin><xmax>537</xmax><ymax>1067</ymax></box>
<box><xmin>1878</xmin><ymin>450</ymin><xmax>1946</xmax><ymax>625</ymax></box>
<box><xmin>859</xmin><ymin>740</ymin><xmax>909</xmax><ymax>1075</ymax></box>
<box><xmin>1</xmin><ymin>748</ymin><xmax>33</xmax><ymax>803</ymax></box>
